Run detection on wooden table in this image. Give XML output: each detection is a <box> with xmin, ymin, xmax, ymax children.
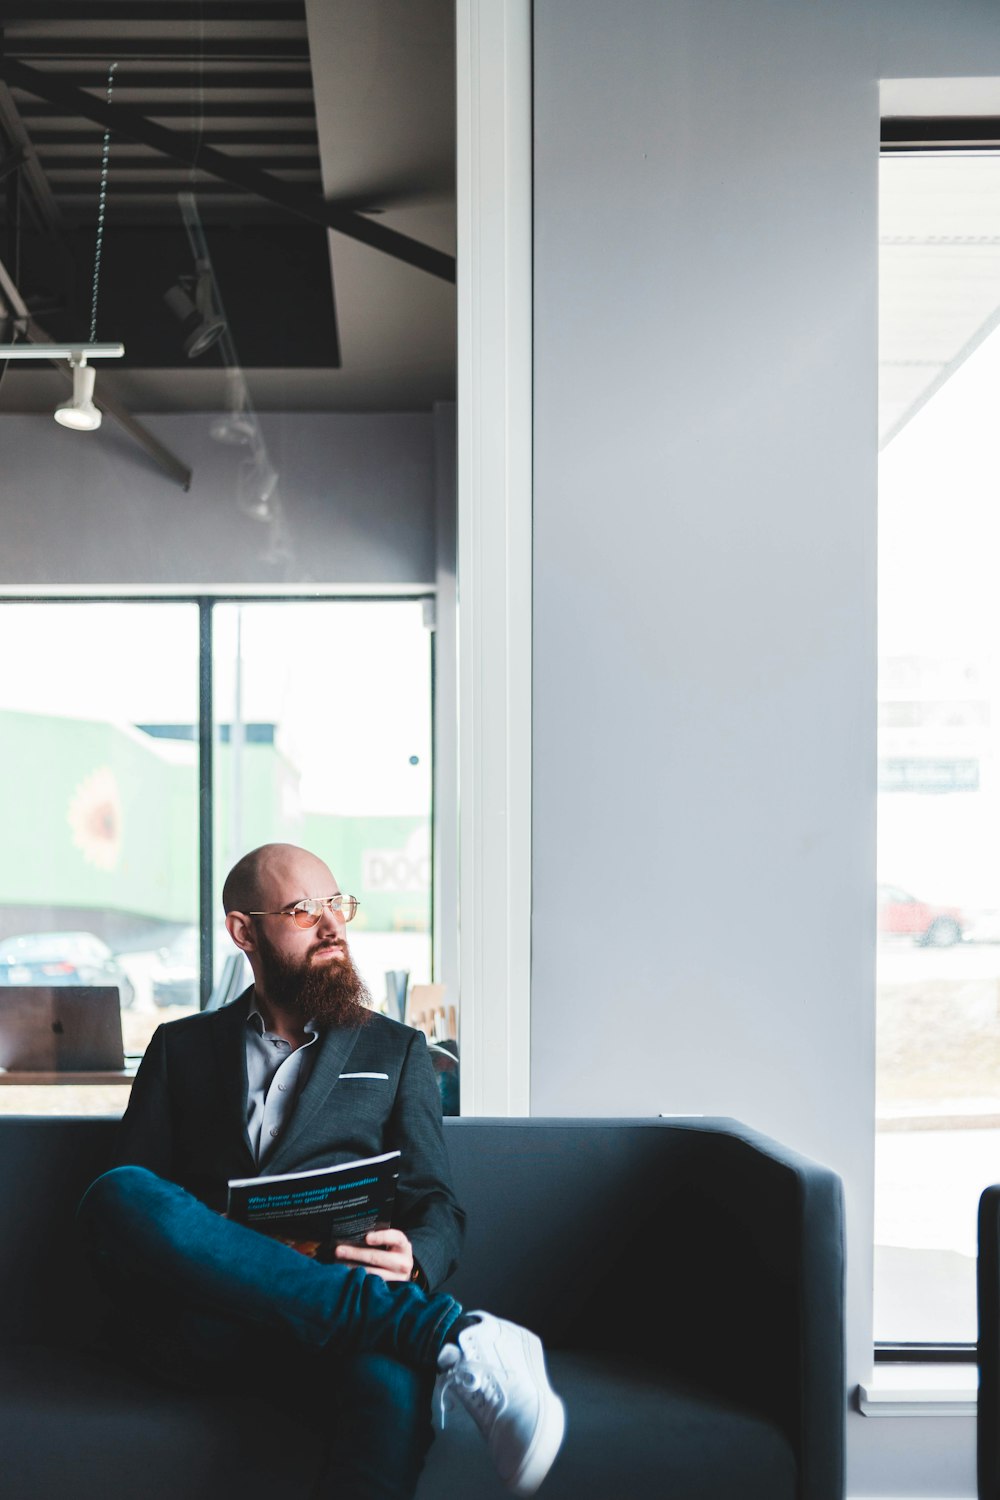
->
<box><xmin>0</xmin><ymin>1067</ymin><xmax>138</xmax><ymax>1085</ymax></box>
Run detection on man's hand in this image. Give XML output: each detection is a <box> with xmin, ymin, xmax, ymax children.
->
<box><xmin>334</xmin><ymin>1227</ymin><xmax>415</xmax><ymax>1282</ymax></box>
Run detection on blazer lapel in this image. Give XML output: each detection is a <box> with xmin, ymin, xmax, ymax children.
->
<box><xmin>263</xmin><ymin>1021</ymin><xmax>361</xmax><ymax>1173</ymax></box>
<box><xmin>210</xmin><ymin>986</ymin><xmax>255</xmax><ymax>1163</ymax></box>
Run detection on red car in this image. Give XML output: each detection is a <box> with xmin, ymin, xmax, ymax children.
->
<box><xmin>877</xmin><ymin>885</ymin><xmax>964</xmax><ymax>947</ymax></box>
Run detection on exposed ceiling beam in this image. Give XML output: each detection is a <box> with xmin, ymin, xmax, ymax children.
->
<box><xmin>0</xmin><ymin>144</ymin><xmax>26</xmax><ymax>181</ymax></box>
<box><xmin>2</xmin><ymin>2</ymin><xmax>304</xmax><ymax>17</ymax></box>
<box><xmin>0</xmin><ymin>80</ymin><xmax>61</xmax><ymax>231</ymax></box>
<box><xmin>31</xmin><ymin>128</ymin><xmax>320</xmax><ymax>145</ymax></box>
<box><xmin>41</xmin><ymin>152</ymin><xmax>320</xmax><ymax>171</ymax></box>
<box><xmin>13</xmin><ymin>69</ymin><xmax>315</xmax><ymax>92</ymax></box>
<box><xmin>1</xmin><ymin>59</ymin><xmax>456</xmax><ymax>283</ymax></box>
<box><xmin>85</xmin><ymin>384</ymin><xmax>193</xmax><ymax>491</ymax></box>
<box><xmin>52</xmin><ymin>180</ymin><xmax>319</xmax><ymax>196</ymax></box>
<box><xmin>11</xmin><ymin>38</ymin><xmax>310</xmax><ymax>62</ymax></box>
<box><xmin>0</xmin><ymin>253</ymin><xmax>192</xmax><ymax>489</ymax></box>
<box><xmin>21</xmin><ymin>102</ymin><xmax>317</xmax><ymax>122</ymax></box>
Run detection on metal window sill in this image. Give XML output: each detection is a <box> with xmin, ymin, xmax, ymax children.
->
<box><xmin>857</xmin><ymin>1364</ymin><xmax>977</xmax><ymax>1417</ymax></box>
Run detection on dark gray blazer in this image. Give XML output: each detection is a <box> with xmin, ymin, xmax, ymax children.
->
<box><xmin>116</xmin><ymin>991</ymin><xmax>465</xmax><ymax>1290</ymax></box>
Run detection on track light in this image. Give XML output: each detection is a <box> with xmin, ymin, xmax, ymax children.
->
<box><xmin>53</xmin><ymin>356</ymin><xmax>102</xmax><ymax>431</ymax></box>
<box><xmin>0</xmin><ymin>341</ymin><xmax>123</xmax><ymax>435</ymax></box>
<box><xmin>0</xmin><ymin>342</ymin><xmax>124</xmax><ymax>361</ymax></box>
<box><xmin>238</xmin><ymin>454</ymin><xmax>279</xmax><ymax>522</ymax></box>
<box><xmin>164</xmin><ymin>260</ymin><xmax>226</xmax><ymax>359</ymax></box>
<box><xmin>210</xmin><ymin>413</ymin><xmax>256</xmax><ymax>446</ymax></box>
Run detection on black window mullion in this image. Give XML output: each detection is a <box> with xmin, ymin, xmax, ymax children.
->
<box><xmin>874</xmin><ymin>1343</ymin><xmax>975</xmax><ymax>1364</ymax></box>
<box><xmin>198</xmin><ymin>599</ymin><xmax>214</xmax><ymax>1010</ymax></box>
<box><xmin>429</xmin><ymin>609</ymin><xmax>436</xmax><ymax>983</ymax></box>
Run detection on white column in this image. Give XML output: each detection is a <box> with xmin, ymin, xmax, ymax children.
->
<box><xmin>455</xmin><ymin>0</ymin><xmax>533</xmax><ymax>1113</ymax></box>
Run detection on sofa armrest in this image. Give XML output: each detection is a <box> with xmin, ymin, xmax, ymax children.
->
<box><xmin>653</xmin><ymin>1118</ymin><xmax>845</xmax><ymax>1500</ymax></box>
<box><xmin>979</xmin><ymin>1184</ymin><xmax>1000</xmax><ymax>1499</ymax></box>
<box><xmin>439</xmin><ymin>1116</ymin><xmax>843</xmax><ymax>1500</ymax></box>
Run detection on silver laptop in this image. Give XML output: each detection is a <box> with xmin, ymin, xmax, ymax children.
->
<box><xmin>0</xmin><ymin>986</ymin><xmax>125</xmax><ymax>1072</ymax></box>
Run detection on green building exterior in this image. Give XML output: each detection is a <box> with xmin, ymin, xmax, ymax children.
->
<box><xmin>0</xmin><ymin>709</ymin><xmax>429</xmax><ymax>939</ymax></box>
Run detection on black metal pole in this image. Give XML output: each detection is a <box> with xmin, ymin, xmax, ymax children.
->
<box><xmin>4</xmin><ymin>161</ymin><xmax>18</xmax><ymax>304</ymax></box>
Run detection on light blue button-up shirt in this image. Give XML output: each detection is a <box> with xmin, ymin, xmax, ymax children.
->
<box><xmin>245</xmin><ymin>1000</ymin><xmax>319</xmax><ymax>1166</ymax></box>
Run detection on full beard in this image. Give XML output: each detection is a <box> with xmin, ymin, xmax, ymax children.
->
<box><xmin>255</xmin><ymin>931</ymin><xmax>372</xmax><ymax>1030</ymax></box>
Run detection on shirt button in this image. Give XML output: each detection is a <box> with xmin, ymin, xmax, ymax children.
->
<box><xmin>278</xmin><ymin>1083</ymin><xmax>287</xmax><ymax>1091</ymax></box>
<box><xmin>270</xmin><ymin>1126</ymin><xmax>280</xmax><ymax>1137</ymax></box>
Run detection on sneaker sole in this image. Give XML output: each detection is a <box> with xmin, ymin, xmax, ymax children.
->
<box><xmin>506</xmin><ymin>1334</ymin><xmax>566</xmax><ymax>1496</ymax></box>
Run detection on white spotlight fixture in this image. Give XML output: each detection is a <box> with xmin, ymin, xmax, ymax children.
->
<box><xmin>164</xmin><ymin>262</ymin><xmax>226</xmax><ymax>359</ymax></box>
<box><xmin>0</xmin><ymin>341</ymin><xmax>124</xmax><ymax>434</ymax></box>
<box><xmin>237</xmin><ymin>454</ymin><xmax>280</xmax><ymax>521</ymax></box>
<box><xmin>209</xmin><ymin>412</ymin><xmax>255</xmax><ymax>446</ymax></box>
<box><xmin>54</xmin><ymin>356</ymin><xmax>101</xmax><ymax>431</ymax></box>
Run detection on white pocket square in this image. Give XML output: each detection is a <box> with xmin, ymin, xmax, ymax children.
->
<box><xmin>338</xmin><ymin>1071</ymin><xmax>389</xmax><ymax>1080</ymax></box>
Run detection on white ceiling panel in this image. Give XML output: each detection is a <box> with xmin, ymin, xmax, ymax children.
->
<box><xmin>879</xmin><ymin>155</ymin><xmax>1000</xmax><ymax>448</ymax></box>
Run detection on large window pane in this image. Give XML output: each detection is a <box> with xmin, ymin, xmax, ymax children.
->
<box><xmin>212</xmin><ymin>600</ymin><xmax>433</xmax><ymax>1010</ymax></box>
<box><xmin>876</xmin><ymin>153</ymin><xmax>1000</xmax><ymax>1342</ymax></box>
<box><xmin>0</xmin><ymin>602</ymin><xmax>199</xmax><ymax>1114</ymax></box>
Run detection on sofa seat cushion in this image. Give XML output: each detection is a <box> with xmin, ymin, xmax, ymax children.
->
<box><xmin>0</xmin><ymin>1343</ymin><xmax>325</xmax><ymax>1500</ymax></box>
<box><xmin>0</xmin><ymin>1344</ymin><xmax>797</xmax><ymax>1500</ymax></box>
<box><xmin>419</xmin><ymin>1349</ymin><xmax>799</xmax><ymax>1500</ymax></box>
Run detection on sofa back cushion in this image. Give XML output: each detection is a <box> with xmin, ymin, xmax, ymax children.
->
<box><xmin>0</xmin><ymin>1116</ymin><xmax>687</xmax><ymax>1346</ymax></box>
<box><xmin>0</xmin><ymin>1116</ymin><xmax>802</xmax><ymax>1365</ymax></box>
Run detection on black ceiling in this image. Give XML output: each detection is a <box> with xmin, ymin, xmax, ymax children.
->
<box><xmin>0</xmin><ymin>2</ymin><xmax>323</xmax><ymax>229</ymax></box>
<box><xmin>0</xmin><ymin>0</ymin><xmax>456</xmax><ymax>413</ymax></box>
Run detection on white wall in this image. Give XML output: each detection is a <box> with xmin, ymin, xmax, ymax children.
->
<box><xmin>530</xmin><ymin>1</ymin><xmax>999</xmax><ymax>1494</ymax></box>
<box><xmin>0</xmin><ymin>411</ymin><xmax>436</xmax><ymax>587</ymax></box>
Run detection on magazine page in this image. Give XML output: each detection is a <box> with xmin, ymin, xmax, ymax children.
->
<box><xmin>227</xmin><ymin>1150</ymin><xmax>400</xmax><ymax>1257</ymax></box>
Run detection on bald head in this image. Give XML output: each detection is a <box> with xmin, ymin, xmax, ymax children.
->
<box><xmin>222</xmin><ymin>843</ymin><xmax>336</xmax><ymax>916</ymax></box>
<box><xmin>222</xmin><ymin>842</ymin><xmax>368</xmax><ymax>1029</ymax></box>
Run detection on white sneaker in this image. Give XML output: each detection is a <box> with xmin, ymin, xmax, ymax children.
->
<box><xmin>437</xmin><ymin>1312</ymin><xmax>566</xmax><ymax>1496</ymax></box>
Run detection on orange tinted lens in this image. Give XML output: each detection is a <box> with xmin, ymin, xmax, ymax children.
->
<box><xmin>343</xmin><ymin>897</ymin><xmax>358</xmax><ymax>921</ymax></box>
<box><xmin>292</xmin><ymin>903</ymin><xmax>321</xmax><ymax>928</ymax></box>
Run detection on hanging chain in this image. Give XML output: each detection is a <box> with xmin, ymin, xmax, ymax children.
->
<box><xmin>89</xmin><ymin>61</ymin><xmax>118</xmax><ymax>344</ymax></box>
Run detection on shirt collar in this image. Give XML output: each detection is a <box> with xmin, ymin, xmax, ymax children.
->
<box><xmin>247</xmin><ymin>997</ymin><xmax>319</xmax><ymax>1040</ymax></box>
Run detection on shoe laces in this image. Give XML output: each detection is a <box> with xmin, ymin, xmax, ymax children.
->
<box><xmin>439</xmin><ymin>1350</ymin><xmax>504</xmax><ymax>1433</ymax></box>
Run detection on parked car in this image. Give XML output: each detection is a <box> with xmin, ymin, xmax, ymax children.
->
<box><xmin>877</xmin><ymin>885</ymin><xmax>965</xmax><ymax>947</ymax></box>
<box><xmin>0</xmin><ymin>930</ymin><xmax>136</xmax><ymax>1007</ymax></box>
<box><xmin>151</xmin><ymin>926</ymin><xmax>246</xmax><ymax>1008</ymax></box>
<box><xmin>151</xmin><ymin>926</ymin><xmax>199</xmax><ymax>1008</ymax></box>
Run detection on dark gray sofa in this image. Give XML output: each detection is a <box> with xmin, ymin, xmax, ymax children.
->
<box><xmin>979</xmin><ymin>1184</ymin><xmax>1000</xmax><ymax>1497</ymax></box>
<box><xmin>0</xmin><ymin>1115</ymin><xmax>844</xmax><ymax>1499</ymax></box>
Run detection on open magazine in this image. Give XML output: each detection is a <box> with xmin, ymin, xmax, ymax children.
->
<box><xmin>227</xmin><ymin>1150</ymin><xmax>400</xmax><ymax>1261</ymax></box>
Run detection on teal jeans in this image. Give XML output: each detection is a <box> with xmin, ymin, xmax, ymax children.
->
<box><xmin>78</xmin><ymin>1166</ymin><xmax>464</xmax><ymax>1499</ymax></box>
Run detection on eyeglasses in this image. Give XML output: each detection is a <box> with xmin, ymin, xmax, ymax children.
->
<box><xmin>248</xmin><ymin>895</ymin><xmax>360</xmax><ymax>928</ymax></box>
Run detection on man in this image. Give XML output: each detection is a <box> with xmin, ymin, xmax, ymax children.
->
<box><xmin>78</xmin><ymin>843</ymin><xmax>565</xmax><ymax>1499</ymax></box>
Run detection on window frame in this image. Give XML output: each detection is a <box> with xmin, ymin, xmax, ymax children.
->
<box><xmin>875</xmin><ymin>114</ymin><xmax>1000</xmax><ymax>1362</ymax></box>
<box><xmin>0</xmin><ymin>0</ymin><xmax>535</xmax><ymax>1117</ymax></box>
<box><xmin>0</xmin><ymin>588</ymin><xmax>439</xmax><ymax>1020</ymax></box>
